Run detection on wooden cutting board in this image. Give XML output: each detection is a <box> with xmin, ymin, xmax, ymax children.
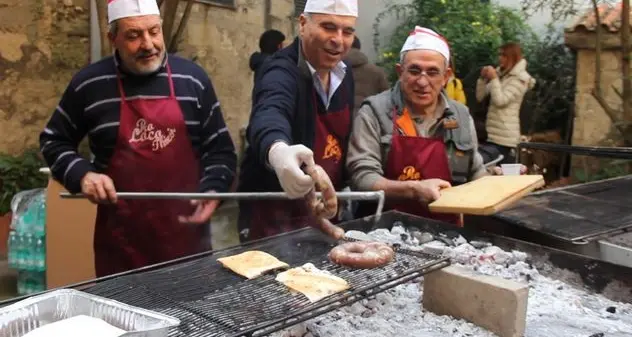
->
<box><xmin>428</xmin><ymin>175</ymin><xmax>545</xmax><ymax>215</ymax></box>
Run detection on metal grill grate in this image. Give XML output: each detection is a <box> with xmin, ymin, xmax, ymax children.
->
<box><xmin>84</xmin><ymin>229</ymin><xmax>449</xmax><ymax>337</ymax></box>
<box><xmin>495</xmin><ymin>175</ymin><xmax>632</xmax><ymax>243</ymax></box>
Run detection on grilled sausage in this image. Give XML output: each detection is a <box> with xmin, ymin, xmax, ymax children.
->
<box><xmin>303</xmin><ymin>164</ymin><xmax>337</xmax><ymax>219</ymax></box>
<box><xmin>328</xmin><ymin>241</ymin><xmax>394</xmax><ymax>269</ymax></box>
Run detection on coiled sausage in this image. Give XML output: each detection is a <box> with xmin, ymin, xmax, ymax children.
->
<box><xmin>328</xmin><ymin>241</ymin><xmax>395</xmax><ymax>269</ymax></box>
<box><xmin>303</xmin><ymin>164</ymin><xmax>338</xmax><ymax>220</ymax></box>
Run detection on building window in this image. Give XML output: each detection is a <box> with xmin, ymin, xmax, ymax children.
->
<box><xmin>294</xmin><ymin>0</ymin><xmax>306</xmax><ymax>17</ymax></box>
<box><xmin>196</xmin><ymin>0</ymin><xmax>236</xmax><ymax>9</ymax></box>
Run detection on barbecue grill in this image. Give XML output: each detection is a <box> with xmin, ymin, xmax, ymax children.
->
<box><xmin>41</xmin><ymin>226</ymin><xmax>447</xmax><ymax>337</ymax></box>
<box><xmin>3</xmin><ymin>211</ymin><xmax>632</xmax><ymax>335</ymax></box>
<box><xmin>466</xmin><ymin>174</ymin><xmax>632</xmax><ymax>268</ymax></box>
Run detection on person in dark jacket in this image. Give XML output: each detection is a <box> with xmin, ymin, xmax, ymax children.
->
<box><xmin>345</xmin><ymin>36</ymin><xmax>390</xmax><ymax>113</ymax></box>
<box><xmin>238</xmin><ymin>0</ymin><xmax>358</xmax><ymax>242</ymax></box>
<box><xmin>249</xmin><ymin>29</ymin><xmax>286</xmax><ymax>83</ymax></box>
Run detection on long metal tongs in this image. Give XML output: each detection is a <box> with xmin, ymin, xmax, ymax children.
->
<box><xmin>60</xmin><ymin>191</ymin><xmax>386</xmax><ymax>218</ymax></box>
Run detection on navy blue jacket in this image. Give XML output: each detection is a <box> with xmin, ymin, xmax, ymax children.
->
<box><xmin>239</xmin><ymin>37</ymin><xmax>355</xmax><ymax>192</ymax></box>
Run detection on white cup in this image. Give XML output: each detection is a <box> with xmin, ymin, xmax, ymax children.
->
<box><xmin>501</xmin><ymin>164</ymin><xmax>522</xmax><ymax>176</ymax></box>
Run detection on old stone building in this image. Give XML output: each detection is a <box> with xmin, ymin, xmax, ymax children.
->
<box><xmin>564</xmin><ymin>3</ymin><xmax>627</xmax><ymax>148</ymax></box>
<box><xmin>0</xmin><ymin>0</ymin><xmax>297</xmax><ymax>157</ymax></box>
<box><xmin>0</xmin><ymin>0</ymin><xmax>91</xmax><ymax>156</ymax></box>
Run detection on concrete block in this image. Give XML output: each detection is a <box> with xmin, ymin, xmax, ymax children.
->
<box><xmin>422</xmin><ymin>265</ymin><xmax>528</xmax><ymax>337</ymax></box>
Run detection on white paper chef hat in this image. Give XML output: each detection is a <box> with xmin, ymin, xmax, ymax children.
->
<box><xmin>304</xmin><ymin>0</ymin><xmax>358</xmax><ymax>17</ymax></box>
<box><xmin>400</xmin><ymin>26</ymin><xmax>450</xmax><ymax>63</ymax></box>
<box><xmin>108</xmin><ymin>0</ymin><xmax>161</xmax><ymax>24</ymax></box>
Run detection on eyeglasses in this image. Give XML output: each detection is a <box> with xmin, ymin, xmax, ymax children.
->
<box><xmin>405</xmin><ymin>67</ymin><xmax>444</xmax><ymax>80</ymax></box>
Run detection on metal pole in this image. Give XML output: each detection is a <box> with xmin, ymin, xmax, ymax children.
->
<box><xmin>60</xmin><ymin>191</ymin><xmax>386</xmax><ymax>218</ymax></box>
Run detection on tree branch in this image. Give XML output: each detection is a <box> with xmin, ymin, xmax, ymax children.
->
<box><xmin>162</xmin><ymin>0</ymin><xmax>181</xmax><ymax>48</ymax></box>
<box><xmin>590</xmin><ymin>0</ymin><xmax>632</xmax><ymax>145</ymax></box>
<box><xmin>168</xmin><ymin>0</ymin><xmax>194</xmax><ymax>53</ymax></box>
<box><xmin>95</xmin><ymin>0</ymin><xmax>110</xmax><ymax>58</ymax></box>
<box><xmin>621</xmin><ymin>0</ymin><xmax>631</xmax><ymax>121</ymax></box>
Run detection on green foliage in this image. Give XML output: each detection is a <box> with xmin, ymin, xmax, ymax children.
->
<box><xmin>0</xmin><ymin>149</ymin><xmax>48</xmax><ymax>215</ymax></box>
<box><xmin>573</xmin><ymin>159</ymin><xmax>632</xmax><ymax>183</ymax></box>
<box><xmin>371</xmin><ymin>0</ymin><xmax>577</xmax><ymax>139</ymax></box>
<box><xmin>372</xmin><ymin>0</ymin><xmax>537</xmax><ymax>83</ymax></box>
<box><xmin>520</xmin><ymin>25</ymin><xmax>577</xmax><ymax>135</ymax></box>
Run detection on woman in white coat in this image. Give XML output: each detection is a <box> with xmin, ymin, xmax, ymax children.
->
<box><xmin>476</xmin><ymin>42</ymin><xmax>535</xmax><ymax>164</ymax></box>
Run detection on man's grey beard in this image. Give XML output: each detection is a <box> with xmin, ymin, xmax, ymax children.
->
<box><xmin>123</xmin><ymin>51</ymin><xmax>165</xmax><ymax>75</ymax></box>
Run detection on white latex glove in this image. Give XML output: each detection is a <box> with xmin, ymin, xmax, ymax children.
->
<box><xmin>267</xmin><ymin>142</ymin><xmax>315</xmax><ymax>199</ymax></box>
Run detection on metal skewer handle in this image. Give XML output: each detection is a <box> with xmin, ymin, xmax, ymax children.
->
<box><xmin>60</xmin><ymin>191</ymin><xmax>385</xmax><ymax>218</ymax></box>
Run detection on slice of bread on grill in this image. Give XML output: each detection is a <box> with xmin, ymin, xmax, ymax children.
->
<box><xmin>217</xmin><ymin>250</ymin><xmax>289</xmax><ymax>279</ymax></box>
<box><xmin>275</xmin><ymin>263</ymin><xmax>350</xmax><ymax>303</ymax></box>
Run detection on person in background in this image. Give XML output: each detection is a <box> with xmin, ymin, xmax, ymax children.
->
<box><xmin>39</xmin><ymin>0</ymin><xmax>237</xmax><ymax>277</ymax></box>
<box><xmin>249</xmin><ymin>29</ymin><xmax>286</xmax><ymax>83</ymax></box>
<box><xmin>476</xmin><ymin>42</ymin><xmax>535</xmax><ymax>164</ymax></box>
<box><xmin>444</xmin><ymin>57</ymin><xmax>467</xmax><ymax>105</ymax></box>
<box><xmin>347</xmin><ymin>26</ymin><xmax>514</xmax><ymax>227</ymax></box>
<box><xmin>238</xmin><ymin>0</ymin><xmax>358</xmax><ymax>242</ymax></box>
<box><xmin>345</xmin><ymin>36</ymin><xmax>390</xmax><ymax>113</ymax></box>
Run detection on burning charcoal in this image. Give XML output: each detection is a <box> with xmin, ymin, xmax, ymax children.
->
<box><xmin>469</xmin><ymin>240</ymin><xmax>492</xmax><ymax>249</ymax></box>
<box><xmin>345</xmin><ymin>230</ymin><xmax>372</xmax><ymax>241</ymax></box>
<box><xmin>606</xmin><ymin>306</ymin><xmax>617</xmax><ymax>314</ymax></box>
<box><xmin>392</xmin><ymin>220</ymin><xmax>405</xmax><ymax>228</ymax></box>
<box><xmin>391</xmin><ymin>225</ymin><xmax>407</xmax><ymax>235</ymax></box>
<box><xmin>365</xmin><ymin>299</ymin><xmax>380</xmax><ymax>309</ymax></box>
<box><xmin>412</xmin><ymin>231</ymin><xmax>434</xmax><ymax>244</ymax></box>
<box><xmin>454</xmin><ymin>235</ymin><xmax>468</xmax><ymax>246</ymax></box>
<box><xmin>443</xmin><ymin>230</ymin><xmax>460</xmax><ymax>239</ymax></box>
<box><xmin>287</xmin><ymin>324</ymin><xmax>308</xmax><ymax>337</ymax></box>
<box><xmin>407</xmin><ymin>225</ymin><xmax>421</xmax><ymax>233</ymax></box>
<box><xmin>372</xmin><ymin>228</ymin><xmax>391</xmax><ymax>236</ymax></box>
<box><xmin>343</xmin><ymin>302</ymin><xmax>366</xmax><ymax>316</ymax></box>
<box><xmin>375</xmin><ymin>292</ymin><xmax>392</xmax><ymax>306</ymax></box>
<box><xmin>512</xmin><ymin>250</ymin><xmax>528</xmax><ymax>263</ymax></box>
<box><xmin>450</xmin><ymin>244</ymin><xmax>478</xmax><ymax>264</ymax></box>
<box><xmin>422</xmin><ymin>243</ymin><xmax>445</xmax><ymax>256</ymax></box>
<box><xmin>436</xmin><ymin>236</ymin><xmax>455</xmax><ymax>247</ymax></box>
<box><xmin>361</xmin><ymin>309</ymin><xmax>374</xmax><ymax>318</ymax></box>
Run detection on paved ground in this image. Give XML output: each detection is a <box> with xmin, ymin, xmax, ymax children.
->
<box><xmin>0</xmin><ymin>259</ymin><xmax>17</xmax><ymax>301</ymax></box>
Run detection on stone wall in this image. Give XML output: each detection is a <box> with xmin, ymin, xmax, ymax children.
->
<box><xmin>572</xmin><ymin>49</ymin><xmax>622</xmax><ymax>147</ymax></box>
<box><xmin>0</xmin><ymin>0</ymin><xmax>90</xmax><ymax>155</ymax></box>
<box><xmin>0</xmin><ymin>0</ymin><xmax>296</xmax><ymax>159</ymax></box>
<box><xmin>565</xmin><ymin>30</ymin><xmax>629</xmax><ymax>180</ymax></box>
<box><xmin>177</xmin><ymin>0</ymin><xmax>296</xmax><ymax>159</ymax></box>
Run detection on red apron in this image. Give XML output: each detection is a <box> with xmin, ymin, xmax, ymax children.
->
<box><xmin>93</xmin><ymin>63</ymin><xmax>209</xmax><ymax>277</ymax></box>
<box><xmin>383</xmin><ymin>107</ymin><xmax>462</xmax><ymax>226</ymax></box>
<box><xmin>242</xmin><ymin>88</ymin><xmax>351</xmax><ymax>241</ymax></box>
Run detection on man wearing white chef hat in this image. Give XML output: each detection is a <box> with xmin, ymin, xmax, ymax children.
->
<box><xmin>238</xmin><ymin>0</ymin><xmax>358</xmax><ymax>241</ymax></box>
<box><xmin>39</xmin><ymin>0</ymin><xmax>237</xmax><ymax>276</ymax></box>
<box><xmin>347</xmin><ymin>26</ymin><xmax>493</xmax><ymax>226</ymax></box>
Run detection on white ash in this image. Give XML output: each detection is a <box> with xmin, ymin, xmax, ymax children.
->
<box><xmin>270</xmin><ymin>224</ymin><xmax>632</xmax><ymax>337</ymax></box>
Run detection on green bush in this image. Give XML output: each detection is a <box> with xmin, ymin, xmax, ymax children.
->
<box><xmin>0</xmin><ymin>149</ymin><xmax>49</xmax><ymax>215</ymax></box>
<box><xmin>372</xmin><ymin>0</ymin><xmax>576</xmax><ymax>138</ymax></box>
<box><xmin>373</xmin><ymin>0</ymin><xmax>535</xmax><ymax>83</ymax></box>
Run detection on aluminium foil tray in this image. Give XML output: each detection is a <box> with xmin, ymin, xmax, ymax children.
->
<box><xmin>0</xmin><ymin>289</ymin><xmax>180</xmax><ymax>337</ymax></box>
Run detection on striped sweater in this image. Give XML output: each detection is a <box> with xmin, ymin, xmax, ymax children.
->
<box><xmin>39</xmin><ymin>53</ymin><xmax>237</xmax><ymax>194</ymax></box>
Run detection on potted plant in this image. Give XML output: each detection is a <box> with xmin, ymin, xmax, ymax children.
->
<box><xmin>0</xmin><ymin>148</ymin><xmax>48</xmax><ymax>255</ymax></box>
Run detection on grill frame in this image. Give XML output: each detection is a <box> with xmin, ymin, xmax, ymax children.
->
<box><xmin>471</xmin><ymin>175</ymin><xmax>632</xmax><ymax>244</ymax></box>
<box><xmin>76</xmin><ymin>225</ymin><xmax>449</xmax><ymax>337</ymax></box>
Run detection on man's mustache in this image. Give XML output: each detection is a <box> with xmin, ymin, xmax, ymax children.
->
<box><xmin>135</xmin><ymin>49</ymin><xmax>160</xmax><ymax>59</ymax></box>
